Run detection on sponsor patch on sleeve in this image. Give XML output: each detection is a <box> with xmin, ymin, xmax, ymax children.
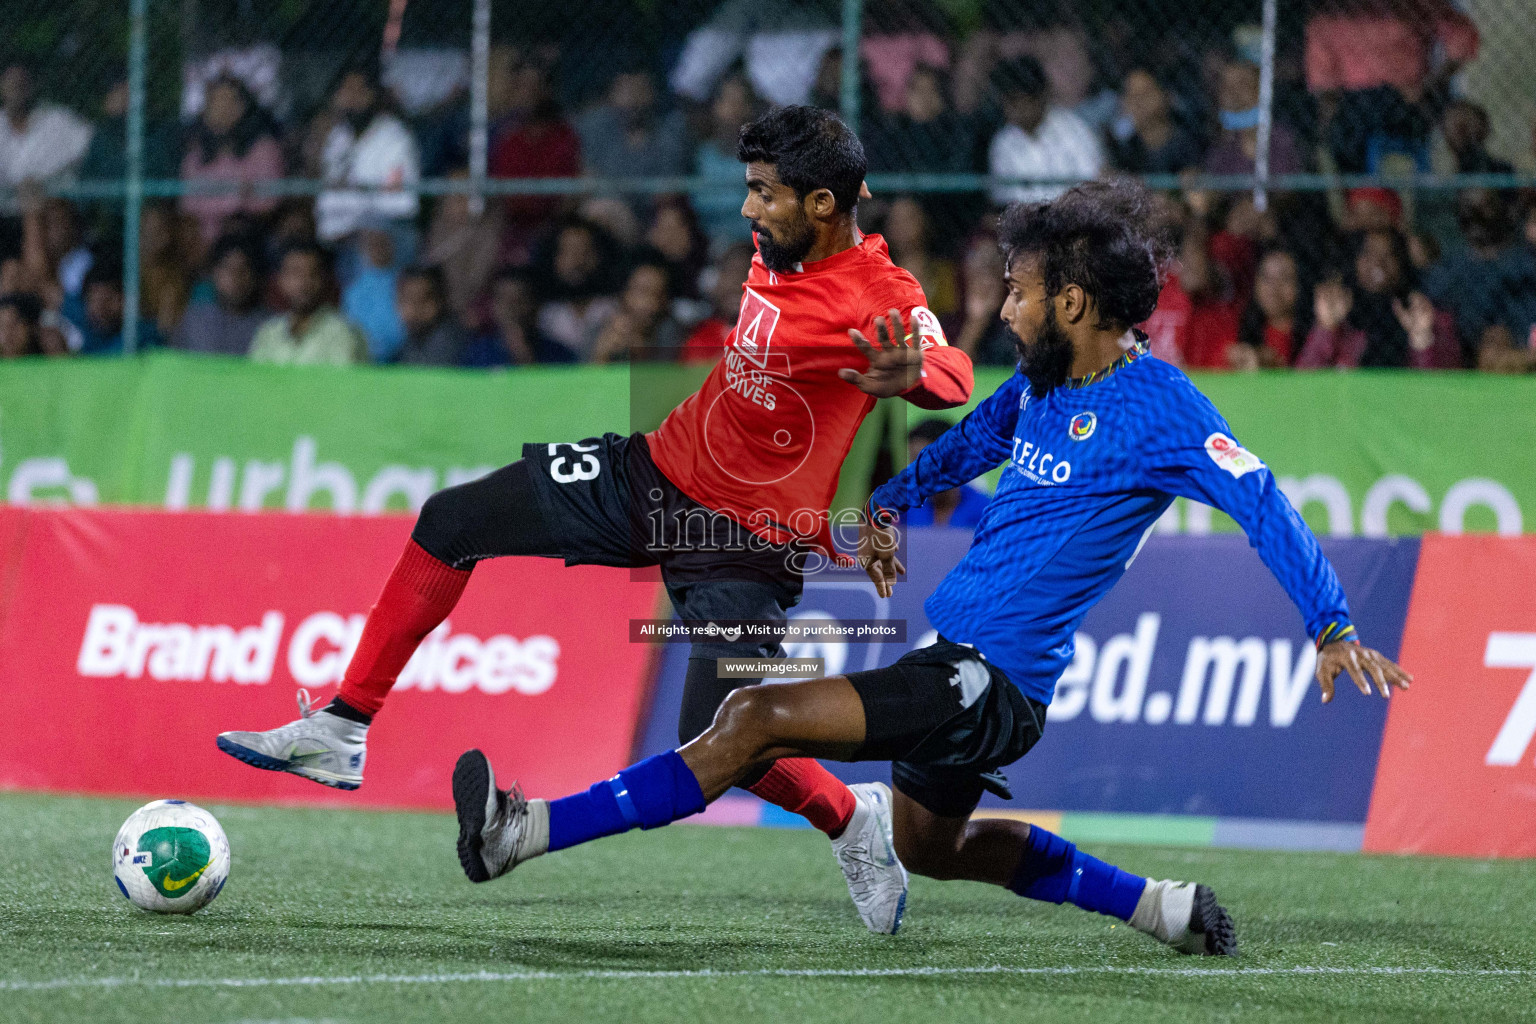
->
<box><xmin>1204</xmin><ymin>432</ymin><xmax>1265</xmax><ymax>478</ymax></box>
<box><xmin>909</xmin><ymin>305</ymin><xmax>948</xmax><ymax>348</ymax></box>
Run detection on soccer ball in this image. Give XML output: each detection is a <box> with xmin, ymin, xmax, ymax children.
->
<box><xmin>111</xmin><ymin>799</ymin><xmax>230</xmax><ymax>914</ymax></box>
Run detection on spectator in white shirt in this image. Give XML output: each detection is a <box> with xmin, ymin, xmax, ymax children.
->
<box><xmin>987</xmin><ymin>56</ymin><xmax>1102</xmax><ymax>206</ymax></box>
<box><xmin>0</xmin><ymin>64</ymin><xmax>92</xmax><ymax>210</ymax></box>
<box><xmin>669</xmin><ymin>0</ymin><xmax>839</xmax><ymax>108</ymax></box>
<box><xmin>314</xmin><ymin>67</ymin><xmax>420</xmax><ymax>283</ymax></box>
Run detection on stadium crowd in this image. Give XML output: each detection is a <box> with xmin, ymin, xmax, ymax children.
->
<box><xmin>0</xmin><ymin>0</ymin><xmax>1533</xmax><ymax>373</ymax></box>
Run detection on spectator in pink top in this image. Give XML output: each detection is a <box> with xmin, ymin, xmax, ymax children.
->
<box><xmin>179</xmin><ymin>76</ymin><xmax>284</xmax><ymax>244</ymax></box>
<box><xmin>1307</xmin><ymin>0</ymin><xmax>1478</xmax><ymax>173</ymax></box>
<box><xmin>1299</xmin><ymin>227</ymin><xmax>1461</xmax><ymax>369</ymax></box>
<box><xmin>1305</xmin><ymin>0</ymin><xmax>1477</xmax><ymax>100</ymax></box>
<box><xmin>859</xmin><ymin>1</ymin><xmax>949</xmax><ymax>114</ymax></box>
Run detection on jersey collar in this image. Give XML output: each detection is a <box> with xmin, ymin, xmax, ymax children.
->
<box><xmin>1061</xmin><ymin>330</ymin><xmax>1150</xmax><ymax>390</ymax></box>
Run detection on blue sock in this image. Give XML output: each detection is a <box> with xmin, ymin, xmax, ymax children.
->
<box><xmin>547</xmin><ymin>750</ymin><xmax>707</xmax><ymax>853</ymax></box>
<box><xmin>1006</xmin><ymin>825</ymin><xmax>1146</xmax><ymax>921</ymax></box>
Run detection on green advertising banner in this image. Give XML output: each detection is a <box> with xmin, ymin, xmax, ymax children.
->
<box><xmin>1</xmin><ymin>355</ymin><xmax>1531</xmax><ymax>535</ymax></box>
<box><xmin>914</xmin><ymin>368</ymin><xmax>1536</xmax><ymax>537</ymax></box>
<box><xmin>0</xmin><ymin>353</ymin><xmax>883</xmax><ymax>520</ymax></box>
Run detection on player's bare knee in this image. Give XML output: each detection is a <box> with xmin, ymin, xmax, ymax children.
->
<box><xmin>710</xmin><ymin>685</ymin><xmax>782</xmax><ymax>757</ymax></box>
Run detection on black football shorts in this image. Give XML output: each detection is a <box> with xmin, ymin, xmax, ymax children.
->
<box><xmin>844</xmin><ymin>639</ymin><xmax>1047</xmax><ymax>819</ymax></box>
<box><xmin>521</xmin><ymin>431</ymin><xmax>807</xmax><ymax>605</ymax></box>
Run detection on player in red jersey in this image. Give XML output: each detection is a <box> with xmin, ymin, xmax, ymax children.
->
<box><xmin>216</xmin><ymin>105</ymin><xmax>974</xmax><ymax>934</ymax></box>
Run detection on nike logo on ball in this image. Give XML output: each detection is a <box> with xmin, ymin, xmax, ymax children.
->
<box><xmin>161</xmin><ymin>864</ymin><xmax>207</xmax><ymax>891</ymax></box>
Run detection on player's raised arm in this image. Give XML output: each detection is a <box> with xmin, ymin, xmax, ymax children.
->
<box><xmin>903</xmin><ymin>341</ymin><xmax>974</xmax><ymax>409</ymax></box>
<box><xmin>1141</xmin><ymin>389</ymin><xmax>1410</xmax><ymax>703</ymax></box>
<box><xmin>898</xmin><ymin>303</ymin><xmax>974</xmax><ymax>409</ymax></box>
<box><xmin>840</xmin><ymin>306</ymin><xmax>974</xmax><ymax>409</ymax></box>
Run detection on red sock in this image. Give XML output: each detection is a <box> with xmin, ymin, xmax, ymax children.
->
<box><xmin>747</xmin><ymin>759</ymin><xmax>857</xmax><ymax>837</ymax></box>
<box><xmin>336</xmin><ymin>540</ymin><xmax>471</xmax><ymax>717</ymax></box>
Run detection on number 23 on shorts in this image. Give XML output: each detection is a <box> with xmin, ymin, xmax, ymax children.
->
<box><xmin>548</xmin><ymin>442</ymin><xmax>602</xmax><ymax>484</ymax></box>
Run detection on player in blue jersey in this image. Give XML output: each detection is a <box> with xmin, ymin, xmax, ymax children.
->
<box><xmin>447</xmin><ymin>181</ymin><xmax>1411</xmax><ymax>955</ymax></box>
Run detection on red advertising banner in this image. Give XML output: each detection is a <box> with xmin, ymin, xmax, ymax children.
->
<box><xmin>0</xmin><ymin>507</ymin><xmax>665</xmax><ymax>810</ymax></box>
<box><xmin>1364</xmin><ymin>534</ymin><xmax>1536</xmax><ymax>857</ymax></box>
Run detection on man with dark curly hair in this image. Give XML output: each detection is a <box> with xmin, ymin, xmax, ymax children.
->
<box><xmin>450</xmin><ymin>181</ymin><xmax>1414</xmax><ymax>956</ymax></box>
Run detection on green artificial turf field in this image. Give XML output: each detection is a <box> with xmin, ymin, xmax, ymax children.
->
<box><xmin>2</xmin><ymin>792</ymin><xmax>1533</xmax><ymax>1024</ymax></box>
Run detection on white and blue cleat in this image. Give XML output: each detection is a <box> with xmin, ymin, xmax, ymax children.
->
<box><xmin>1130</xmin><ymin>878</ymin><xmax>1238</xmax><ymax>956</ymax></box>
<box><xmin>832</xmin><ymin>781</ymin><xmax>909</xmax><ymax>935</ymax></box>
<box><xmin>452</xmin><ymin>749</ymin><xmax>550</xmax><ymax>883</ymax></box>
<box><xmin>216</xmin><ymin>690</ymin><xmax>368</xmax><ymax>791</ymax></box>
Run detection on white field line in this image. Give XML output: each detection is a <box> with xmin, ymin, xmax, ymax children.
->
<box><xmin>2</xmin><ymin>965</ymin><xmax>1533</xmax><ymax>992</ymax></box>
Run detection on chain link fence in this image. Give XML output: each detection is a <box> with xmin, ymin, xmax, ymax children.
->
<box><xmin>0</xmin><ymin>0</ymin><xmax>1533</xmax><ymax>371</ymax></box>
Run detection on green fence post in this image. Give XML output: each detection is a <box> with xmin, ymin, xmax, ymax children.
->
<box><xmin>122</xmin><ymin>0</ymin><xmax>148</xmax><ymax>355</ymax></box>
<box><xmin>840</xmin><ymin>0</ymin><xmax>863</xmax><ymax>133</ymax></box>
<box><xmin>1254</xmin><ymin>0</ymin><xmax>1277</xmax><ymax>213</ymax></box>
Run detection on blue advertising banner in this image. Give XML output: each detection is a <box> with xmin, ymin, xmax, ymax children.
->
<box><xmin>638</xmin><ymin>530</ymin><xmax>1420</xmax><ymax>824</ymax></box>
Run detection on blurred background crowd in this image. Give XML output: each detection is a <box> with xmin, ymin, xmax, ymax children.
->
<box><xmin>1</xmin><ymin>0</ymin><xmax>1534</xmax><ymax>374</ymax></box>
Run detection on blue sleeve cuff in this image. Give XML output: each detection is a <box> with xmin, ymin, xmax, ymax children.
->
<box><xmin>1315</xmin><ymin>621</ymin><xmax>1359</xmax><ymax>650</ymax></box>
<box><xmin>867</xmin><ymin>492</ymin><xmax>900</xmax><ymax>528</ymax></box>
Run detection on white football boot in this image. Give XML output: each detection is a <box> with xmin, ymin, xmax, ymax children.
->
<box><xmin>216</xmin><ymin>689</ymin><xmax>367</xmax><ymax>791</ymax></box>
<box><xmin>453</xmin><ymin>749</ymin><xmax>550</xmax><ymax>883</ymax></box>
<box><xmin>1129</xmin><ymin>878</ymin><xmax>1237</xmax><ymax>956</ymax></box>
<box><xmin>831</xmin><ymin>782</ymin><xmax>909</xmax><ymax>935</ymax></box>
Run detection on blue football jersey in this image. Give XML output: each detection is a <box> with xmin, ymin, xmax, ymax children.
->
<box><xmin>870</xmin><ymin>343</ymin><xmax>1355</xmax><ymax>705</ymax></box>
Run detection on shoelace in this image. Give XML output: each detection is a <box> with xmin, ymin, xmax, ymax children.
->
<box><xmin>840</xmin><ymin>842</ymin><xmax>879</xmax><ymax>898</ymax></box>
<box><xmin>487</xmin><ymin>782</ymin><xmax>528</xmax><ymax>837</ymax></box>
<box><xmin>503</xmin><ymin>782</ymin><xmax>527</xmax><ymax>824</ymax></box>
<box><xmin>296</xmin><ymin>687</ymin><xmax>315</xmax><ymax>719</ymax></box>
<box><xmin>484</xmin><ymin>782</ymin><xmax>529</xmax><ymax>873</ymax></box>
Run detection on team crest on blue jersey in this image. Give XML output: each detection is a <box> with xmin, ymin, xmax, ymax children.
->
<box><xmin>1069</xmin><ymin>412</ymin><xmax>1097</xmax><ymax>441</ymax></box>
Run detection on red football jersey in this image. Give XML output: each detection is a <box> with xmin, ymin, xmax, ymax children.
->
<box><xmin>647</xmin><ymin>232</ymin><xmax>974</xmax><ymax>557</ymax></box>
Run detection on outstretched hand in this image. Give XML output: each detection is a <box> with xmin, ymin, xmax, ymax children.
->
<box><xmin>1315</xmin><ymin>641</ymin><xmax>1412</xmax><ymax>704</ymax></box>
<box><xmin>1392</xmin><ymin>292</ymin><xmax>1436</xmax><ymax>352</ymax></box>
<box><xmin>858</xmin><ymin>511</ymin><xmax>905</xmax><ymax>598</ymax></box>
<box><xmin>840</xmin><ymin>308</ymin><xmax>924</xmax><ymax>398</ymax></box>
